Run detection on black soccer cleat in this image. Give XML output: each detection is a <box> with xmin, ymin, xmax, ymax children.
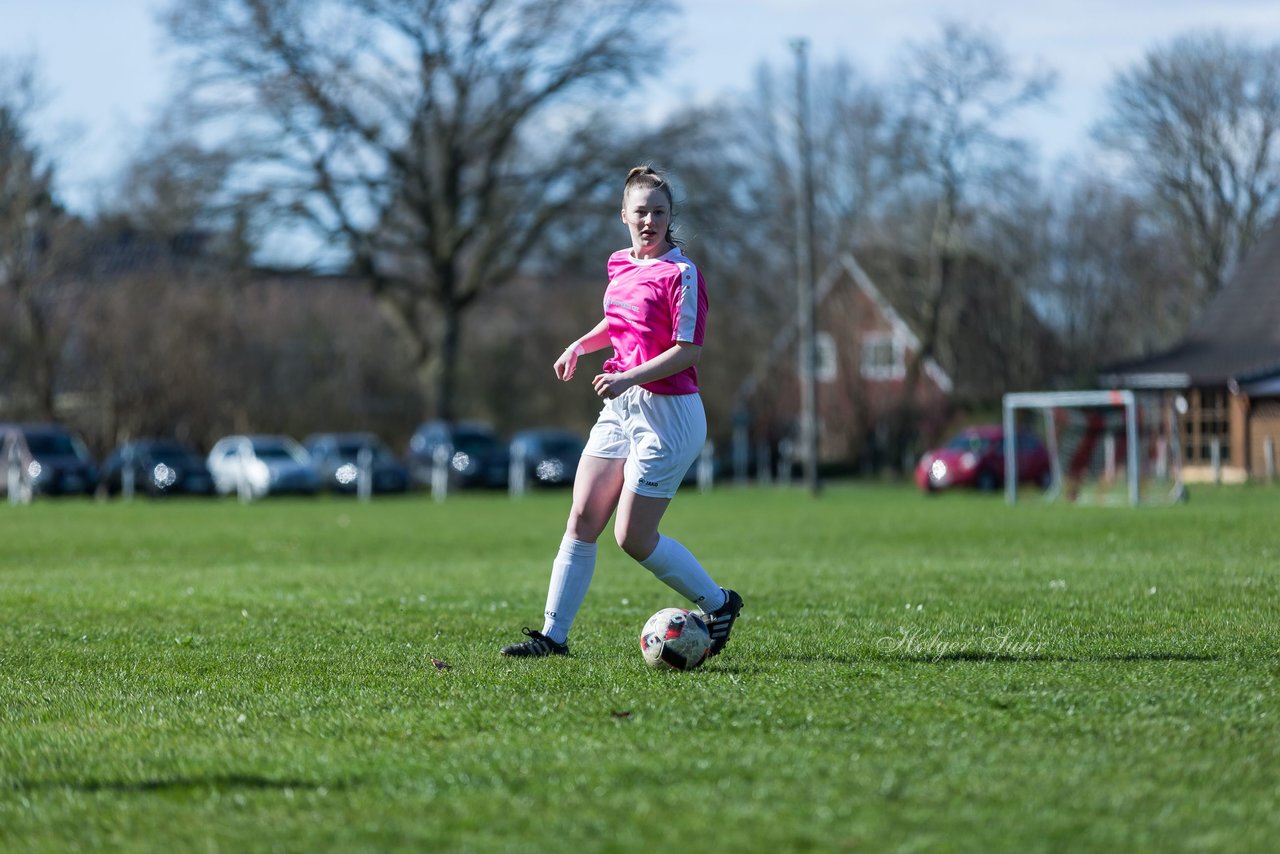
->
<box><xmin>699</xmin><ymin>588</ymin><xmax>743</xmax><ymax>657</ymax></box>
<box><xmin>500</xmin><ymin>628</ymin><xmax>569</xmax><ymax>658</ymax></box>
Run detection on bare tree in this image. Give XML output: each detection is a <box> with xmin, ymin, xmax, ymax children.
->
<box><xmin>1096</xmin><ymin>31</ymin><xmax>1280</xmax><ymax>303</ymax></box>
<box><xmin>161</xmin><ymin>0</ymin><xmax>673</xmax><ymax>421</ymax></box>
<box><xmin>665</xmin><ymin>59</ymin><xmax>902</xmax><ymax>448</ymax></box>
<box><xmin>882</xmin><ymin>21</ymin><xmax>1055</xmax><ymax>464</ymax></box>
<box><xmin>0</xmin><ymin>60</ymin><xmax>74</xmax><ymax>420</ymax></box>
<box><xmin>1039</xmin><ymin>176</ymin><xmax>1195</xmax><ymax>379</ymax></box>
<box><xmin>110</xmin><ymin>114</ymin><xmax>249</xmax><ymax>256</ymax></box>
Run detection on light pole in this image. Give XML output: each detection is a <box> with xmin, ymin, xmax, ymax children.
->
<box><xmin>792</xmin><ymin>38</ymin><xmax>821</xmax><ymax>496</ymax></box>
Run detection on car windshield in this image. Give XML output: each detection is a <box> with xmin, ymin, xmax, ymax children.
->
<box><xmin>335</xmin><ymin>440</ymin><xmax>392</xmax><ymax>461</ymax></box>
<box><xmin>253</xmin><ymin>441</ymin><xmax>301</xmax><ymax>462</ymax></box>
<box><xmin>538</xmin><ymin>437</ymin><xmax>582</xmax><ymax>457</ymax></box>
<box><xmin>148</xmin><ymin>441</ymin><xmax>196</xmax><ymax>462</ymax></box>
<box><xmin>454</xmin><ymin>433</ymin><xmax>498</xmax><ymax>454</ymax></box>
<box><xmin>946</xmin><ymin>434</ymin><xmax>996</xmax><ymax>453</ymax></box>
<box><xmin>25</xmin><ymin>433</ymin><xmax>85</xmax><ymax>458</ymax></box>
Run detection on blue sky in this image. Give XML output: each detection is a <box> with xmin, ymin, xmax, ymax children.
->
<box><xmin>3</xmin><ymin>0</ymin><xmax>1279</xmax><ymax>214</ymax></box>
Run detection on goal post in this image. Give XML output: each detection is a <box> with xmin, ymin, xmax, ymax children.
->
<box><xmin>1002</xmin><ymin>390</ymin><xmax>1183</xmax><ymax>506</ymax></box>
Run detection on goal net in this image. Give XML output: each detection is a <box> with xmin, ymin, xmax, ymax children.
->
<box><xmin>1002</xmin><ymin>390</ymin><xmax>1185</xmax><ymax>506</ymax></box>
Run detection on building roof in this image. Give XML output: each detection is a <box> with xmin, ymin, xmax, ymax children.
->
<box><xmin>850</xmin><ymin>245</ymin><xmax>1064</xmax><ymax>402</ymax></box>
<box><xmin>1103</xmin><ymin>216</ymin><xmax>1280</xmax><ymax>388</ymax></box>
<box><xmin>838</xmin><ymin>253</ymin><xmax>954</xmax><ymax>393</ymax></box>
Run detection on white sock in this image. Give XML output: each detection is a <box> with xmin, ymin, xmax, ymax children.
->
<box><xmin>540</xmin><ymin>536</ymin><xmax>597</xmax><ymax>644</ymax></box>
<box><xmin>639</xmin><ymin>535</ymin><xmax>727</xmax><ymax>611</ymax></box>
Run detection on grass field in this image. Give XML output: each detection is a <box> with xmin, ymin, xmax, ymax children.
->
<box><xmin>2</xmin><ymin>484</ymin><xmax>1278</xmax><ymax>852</ymax></box>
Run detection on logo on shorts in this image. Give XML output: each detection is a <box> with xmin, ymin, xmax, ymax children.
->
<box><xmin>638</xmin><ymin>477</ymin><xmax>660</xmax><ymax>488</ymax></box>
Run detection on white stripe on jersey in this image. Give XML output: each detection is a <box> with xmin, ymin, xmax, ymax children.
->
<box><xmin>674</xmin><ymin>258</ymin><xmax>700</xmax><ymax>343</ymax></box>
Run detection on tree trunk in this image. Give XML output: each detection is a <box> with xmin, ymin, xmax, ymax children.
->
<box><xmin>15</xmin><ymin>283</ymin><xmax>56</xmax><ymax>420</ymax></box>
<box><xmin>435</xmin><ymin>301</ymin><xmax>462</xmax><ymax>424</ymax></box>
<box><xmin>888</xmin><ymin>194</ymin><xmax>957</xmax><ymax>471</ymax></box>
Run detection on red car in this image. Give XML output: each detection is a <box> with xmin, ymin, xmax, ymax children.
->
<box><xmin>915</xmin><ymin>425</ymin><xmax>1052</xmax><ymax>493</ymax></box>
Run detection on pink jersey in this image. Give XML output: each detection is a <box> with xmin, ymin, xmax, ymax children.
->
<box><xmin>600</xmin><ymin>246</ymin><xmax>708</xmax><ymax>395</ymax></box>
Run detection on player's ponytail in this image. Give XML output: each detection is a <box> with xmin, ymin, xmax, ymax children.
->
<box><xmin>623</xmin><ymin>164</ymin><xmax>682</xmax><ymax>248</ymax></box>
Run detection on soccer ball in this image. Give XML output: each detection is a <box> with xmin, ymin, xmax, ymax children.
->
<box><xmin>640</xmin><ymin>608</ymin><xmax>711</xmax><ymax>671</ymax></box>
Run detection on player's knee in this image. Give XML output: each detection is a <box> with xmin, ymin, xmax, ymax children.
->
<box><xmin>565</xmin><ymin>509</ymin><xmax>605</xmax><ymax>543</ymax></box>
<box><xmin>616</xmin><ymin>525</ymin><xmax>656</xmax><ymax>561</ymax></box>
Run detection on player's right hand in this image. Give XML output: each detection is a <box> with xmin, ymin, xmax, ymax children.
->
<box><xmin>554</xmin><ymin>348</ymin><xmax>578</xmax><ymax>381</ymax></box>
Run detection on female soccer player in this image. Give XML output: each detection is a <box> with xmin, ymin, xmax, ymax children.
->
<box><xmin>501</xmin><ymin>165</ymin><xmax>743</xmax><ymax>658</ymax></box>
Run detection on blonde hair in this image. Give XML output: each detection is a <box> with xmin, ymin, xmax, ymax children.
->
<box><xmin>622</xmin><ymin>164</ymin><xmax>681</xmax><ymax>247</ymax></box>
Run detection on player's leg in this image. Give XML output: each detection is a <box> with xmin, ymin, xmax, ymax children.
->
<box><xmin>615</xmin><ymin>489</ymin><xmax>720</xmax><ymax>609</ymax></box>
<box><xmin>501</xmin><ymin>455</ymin><xmax>624</xmax><ymax>657</ymax></box>
<box><xmin>541</xmin><ymin>454</ymin><xmax>625</xmax><ymax>639</ymax></box>
<box><xmin>502</xmin><ymin>400</ymin><xmax>629</xmax><ymax>657</ymax></box>
<box><xmin>615</xmin><ymin>489</ymin><xmax>741</xmax><ymax>655</ymax></box>
<box><xmin>617</xmin><ymin>390</ymin><xmax>743</xmax><ymax>655</ymax></box>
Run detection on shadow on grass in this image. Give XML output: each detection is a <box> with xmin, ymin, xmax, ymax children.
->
<box><xmin>879</xmin><ymin>651</ymin><xmax>1220</xmax><ymax>664</ymax></box>
<box><xmin>12</xmin><ymin>774</ymin><xmax>353</xmax><ymax>794</ymax></box>
<box><xmin>768</xmin><ymin>651</ymin><xmax>1220</xmax><ymax>665</ymax></box>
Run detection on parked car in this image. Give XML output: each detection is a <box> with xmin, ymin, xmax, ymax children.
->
<box><xmin>407</xmin><ymin>420</ymin><xmax>509</xmax><ymax>489</ymax></box>
<box><xmin>0</xmin><ymin>422</ymin><xmax>98</xmax><ymax>497</ymax></box>
<box><xmin>206</xmin><ymin>434</ymin><xmax>321</xmax><ymax>498</ymax></box>
<box><xmin>915</xmin><ymin>425</ymin><xmax>1052</xmax><ymax>493</ymax></box>
<box><xmin>509</xmin><ymin>428</ymin><xmax>586</xmax><ymax>488</ymax></box>
<box><xmin>303</xmin><ymin>432</ymin><xmax>410</xmax><ymax>494</ymax></box>
<box><xmin>101</xmin><ymin>438</ymin><xmax>215</xmax><ymax>497</ymax></box>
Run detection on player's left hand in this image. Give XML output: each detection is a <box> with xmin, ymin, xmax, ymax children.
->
<box><xmin>592</xmin><ymin>372</ymin><xmax>633</xmax><ymax>400</ymax></box>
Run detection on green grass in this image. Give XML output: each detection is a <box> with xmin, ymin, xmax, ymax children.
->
<box><xmin>2</xmin><ymin>484</ymin><xmax>1278</xmax><ymax>852</ymax></box>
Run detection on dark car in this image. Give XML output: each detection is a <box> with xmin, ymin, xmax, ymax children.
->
<box><xmin>407</xmin><ymin>420</ymin><xmax>509</xmax><ymax>489</ymax></box>
<box><xmin>102</xmin><ymin>438</ymin><xmax>216</xmax><ymax>497</ymax></box>
<box><xmin>509</xmin><ymin>428</ymin><xmax>586</xmax><ymax>488</ymax></box>
<box><xmin>915</xmin><ymin>425</ymin><xmax>1052</xmax><ymax>493</ymax></box>
<box><xmin>304</xmin><ymin>432</ymin><xmax>410</xmax><ymax>494</ymax></box>
<box><xmin>0</xmin><ymin>422</ymin><xmax>98</xmax><ymax>497</ymax></box>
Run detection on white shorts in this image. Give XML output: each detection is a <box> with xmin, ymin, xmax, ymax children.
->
<box><xmin>583</xmin><ymin>387</ymin><xmax>707</xmax><ymax>498</ymax></box>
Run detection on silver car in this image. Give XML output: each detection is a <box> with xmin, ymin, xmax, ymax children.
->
<box><xmin>207</xmin><ymin>434</ymin><xmax>321</xmax><ymax>498</ymax></box>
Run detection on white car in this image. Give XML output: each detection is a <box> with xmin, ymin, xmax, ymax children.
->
<box><xmin>207</xmin><ymin>434</ymin><xmax>321</xmax><ymax>498</ymax></box>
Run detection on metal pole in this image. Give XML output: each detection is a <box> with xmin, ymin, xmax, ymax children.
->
<box><xmin>1003</xmin><ymin>398</ymin><xmax>1017</xmax><ymax>504</ymax></box>
<box><xmin>121</xmin><ymin>443</ymin><xmax>135</xmax><ymax>501</ymax></box>
<box><xmin>236</xmin><ymin>438</ymin><xmax>254</xmax><ymax>503</ymax></box>
<box><xmin>509</xmin><ymin>442</ymin><xmax>527</xmax><ymax>498</ymax></box>
<box><xmin>756</xmin><ymin>440</ymin><xmax>773</xmax><ymax>486</ymax></box>
<box><xmin>357</xmin><ymin>446</ymin><xmax>373</xmax><ymax>503</ymax></box>
<box><xmin>792</xmin><ymin>37</ymin><xmax>821</xmax><ymax>497</ymax></box>
<box><xmin>432</xmin><ymin>443</ymin><xmax>450</xmax><ymax>502</ymax></box>
<box><xmin>1125</xmin><ymin>394</ymin><xmax>1140</xmax><ymax>506</ymax></box>
<box><xmin>697</xmin><ymin>441</ymin><xmax>715</xmax><ymax>493</ymax></box>
<box><xmin>6</xmin><ymin>433</ymin><xmax>23</xmax><ymax>505</ymax></box>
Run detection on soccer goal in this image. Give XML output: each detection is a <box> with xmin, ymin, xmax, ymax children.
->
<box><xmin>1002</xmin><ymin>390</ymin><xmax>1185</xmax><ymax>506</ymax></box>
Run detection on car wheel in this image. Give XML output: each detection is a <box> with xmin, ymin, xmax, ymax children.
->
<box><xmin>977</xmin><ymin>470</ymin><xmax>997</xmax><ymax>493</ymax></box>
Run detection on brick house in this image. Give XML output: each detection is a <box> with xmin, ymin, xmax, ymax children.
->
<box><xmin>739</xmin><ymin>253</ymin><xmax>951</xmax><ymax>472</ymax></box>
<box><xmin>1102</xmin><ymin>218</ymin><xmax>1280</xmax><ymax>483</ymax></box>
<box><xmin>738</xmin><ymin>248</ymin><xmax>1062</xmax><ymax>473</ymax></box>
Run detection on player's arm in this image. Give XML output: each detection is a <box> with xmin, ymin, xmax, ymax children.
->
<box><xmin>554</xmin><ymin>319</ymin><xmax>610</xmax><ymax>381</ymax></box>
<box><xmin>591</xmin><ymin>341</ymin><xmax>701</xmax><ymax>399</ymax></box>
<box><xmin>570</xmin><ymin>319</ymin><xmax>611</xmax><ymax>355</ymax></box>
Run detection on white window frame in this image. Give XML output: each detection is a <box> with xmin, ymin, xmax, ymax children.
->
<box><xmin>860</xmin><ymin>330</ymin><xmax>905</xmax><ymax>381</ymax></box>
